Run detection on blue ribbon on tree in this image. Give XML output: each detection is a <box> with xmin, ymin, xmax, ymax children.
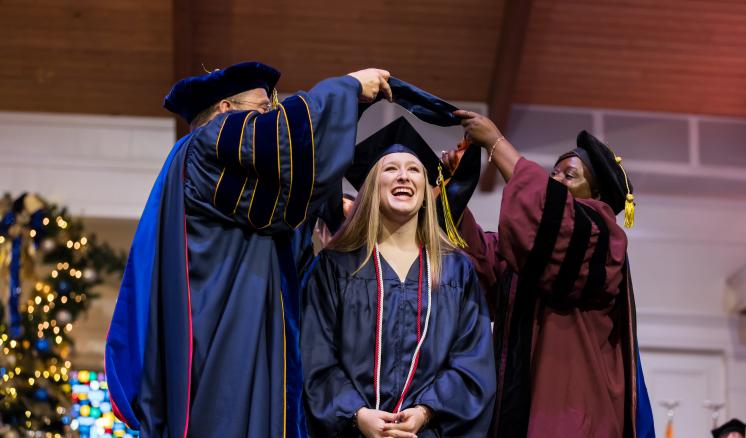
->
<box><xmin>9</xmin><ymin>234</ymin><xmax>22</xmax><ymax>338</ymax></box>
<box><xmin>0</xmin><ymin>210</ymin><xmax>12</xmax><ymax>235</ymax></box>
<box><xmin>1</xmin><ymin>195</ymin><xmax>47</xmax><ymax>339</ymax></box>
<box><xmin>29</xmin><ymin>210</ymin><xmax>45</xmax><ymax>248</ymax></box>
<box><xmin>1</xmin><ymin>210</ymin><xmax>23</xmax><ymax>338</ymax></box>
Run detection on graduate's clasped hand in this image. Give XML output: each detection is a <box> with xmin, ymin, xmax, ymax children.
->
<box><xmin>356</xmin><ymin>406</ymin><xmax>430</xmax><ymax>438</ymax></box>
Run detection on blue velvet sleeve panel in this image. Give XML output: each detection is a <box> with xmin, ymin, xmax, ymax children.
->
<box><xmin>301</xmin><ymin>251</ymin><xmax>368</xmax><ymax>436</ymax></box>
<box><xmin>414</xmin><ymin>259</ymin><xmax>497</xmax><ymax>437</ymax></box>
<box><xmin>184</xmin><ymin>75</ymin><xmax>361</xmax><ymax>235</ymax></box>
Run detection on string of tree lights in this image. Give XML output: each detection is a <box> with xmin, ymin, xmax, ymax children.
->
<box><xmin>0</xmin><ymin>193</ymin><xmax>125</xmax><ymax>436</ymax></box>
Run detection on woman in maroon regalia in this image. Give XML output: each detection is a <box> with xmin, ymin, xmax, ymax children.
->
<box><xmin>441</xmin><ymin>110</ymin><xmax>655</xmax><ymax>438</ymax></box>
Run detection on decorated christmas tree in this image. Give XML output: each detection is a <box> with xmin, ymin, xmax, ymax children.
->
<box><xmin>0</xmin><ymin>193</ymin><xmax>125</xmax><ymax>436</ymax></box>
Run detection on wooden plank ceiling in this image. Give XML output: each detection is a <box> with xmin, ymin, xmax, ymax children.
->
<box><xmin>187</xmin><ymin>0</ymin><xmax>504</xmax><ymax>101</ymax></box>
<box><xmin>516</xmin><ymin>0</ymin><xmax>746</xmax><ymax>118</ymax></box>
<box><xmin>0</xmin><ymin>0</ymin><xmax>173</xmax><ymax>117</ymax></box>
<box><xmin>1</xmin><ymin>0</ymin><xmax>745</xmax><ymax>118</ymax></box>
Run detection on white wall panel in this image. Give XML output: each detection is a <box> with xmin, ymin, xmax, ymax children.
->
<box><xmin>641</xmin><ymin>350</ymin><xmax>726</xmax><ymax>438</ymax></box>
<box><xmin>0</xmin><ymin>111</ymin><xmax>174</xmax><ymax>218</ymax></box>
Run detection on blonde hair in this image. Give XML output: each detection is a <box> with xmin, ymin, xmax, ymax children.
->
<box><xmin>329</xmin><ymin>157</ymin><xmax>454</xmax><ymax>285</ymax></box>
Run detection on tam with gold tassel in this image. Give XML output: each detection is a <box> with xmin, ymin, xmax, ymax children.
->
<box><xmin>271</xmin><ymin>89</ymin><xmax>280</xmax><ymax>110</ymax></box>
<box><xmin>573</xmin><ymin>131</ymin><xmax>637</xmax><ymax>229</ymax></box>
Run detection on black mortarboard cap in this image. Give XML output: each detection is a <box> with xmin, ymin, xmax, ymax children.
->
<box><xmin>163</xmin><ymin>61</ymin><xmax>281</xmax><ymax>124</ymax></box>
<box><xmin>712</xmin><ymin>418</ymin><xmax>746</xmax><ymax>438</ymax></box>
<box><xmin>346</xmin><ymin>116</ymin><xmax>468</xmax><ymax>247</ymax></box>
<box><xmin>346</xmin><ymin>116</ymin><xmax>450</xmax><ymax>190</ymax></box>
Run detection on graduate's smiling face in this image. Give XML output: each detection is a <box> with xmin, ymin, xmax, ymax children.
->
<box><xmin>378</xmin><ymin>152</ymin><xmax>427</xmax><ymax>224</ymax></box>
<box><xmin>551</xmin><ymin>156</ymin><xmax>596</xmax><ymax>199</ymax></box>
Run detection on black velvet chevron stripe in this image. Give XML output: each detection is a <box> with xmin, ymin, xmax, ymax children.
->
<box><xmin>212</xmin><ymin>112</ymin><xmax>253</xmax><ymax>215</ymax></box>
<box><xmin>493</xmin><ymin>179</ymin><xmax>567</xmax><ymax>436</ymax></box>
<box><xmin>214</xmin><ymin>169</ymin><xmax>248</xmax><ymax>215</ymax></box>
<box><xmin>579</xmin><ymin>204</ymin><xmax>610</xmax><ymax>302</ymax></box>
<box><xmin>520</xmin><ymin>178</ymin><xmax>568</xmax><ymax>284</ymax></box>
<box><xmin>551</xmin><ymin>201</ymin><xmax>593</xmax><ymax>299</ymax></box>
<box><xmin>249</xmin><ymin>110</ymin><xmax>281</xmax><ymax>228</ymax></box>
<box><xmin>492</xmin><ymin>267</ymin><xmax>534</xmax><ymax>438</ymax></box>
<box><xmin>216</xmin><ymin>111</ymin><xmax>252</xmax><ymax>167</ymax></box>
<box><xmin>619</xmin><ymin>259</ymin><xmax>635</xmax><ymax>438</ymax></box>
<box><xmin>282</xmin><ymin>96</ymin><xmax>315</xmax><ymax>229</ymax></box>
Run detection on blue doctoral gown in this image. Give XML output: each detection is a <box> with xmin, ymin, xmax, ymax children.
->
<box><xmin>105</xmin><ymin>75</ymin><xmax>362</xmax><ymax>438</ymax></box>
<box><xmin>302</xmin><ymin>248</ymin><xmax>496</xmax><ymax>437</ymax></box>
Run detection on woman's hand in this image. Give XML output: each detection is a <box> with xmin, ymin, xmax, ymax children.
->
<box><xmin>356</xmin><ymin>407</ymin><xmax>412</xmax><ymax>438</ymax></box>
<box><xmin>453</xmin><ymin>109</ymin><xmax>520</xmax><ymax>180</ymax></box>
<box><xmin>381</xmin><ymin>405</ymin><xmax>432</xmax><ymax>437</ymax></box>
<box><xmin>453</xmin><ymin>110</ymin><xmax>502</xmax><ymax>149</ymax></box>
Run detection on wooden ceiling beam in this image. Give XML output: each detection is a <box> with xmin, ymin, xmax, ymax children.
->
<box><xmin>173</xmin><ymin>0</ymin><xmax>195</xmax><ymax>137</ymax></box>
<box><xmin>479</xmin><ymin>0</ymin><xmax>533</xmax><ymax>191</ymax></box>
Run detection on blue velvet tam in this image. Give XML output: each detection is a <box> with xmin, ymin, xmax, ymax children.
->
<box><xmin>163</xmin><ymin>61</ymin><xmax>281</xmax><ymax>124</ymax></box>
<box><xmin>346</xmin><ymin>116</ymin><xmax>451</xmax><ymax>190</ymax></box>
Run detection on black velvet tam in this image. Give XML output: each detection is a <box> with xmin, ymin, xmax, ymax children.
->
<box><xmin>712</xmin><ymin>418</ymin><xmax>746</xmax><ymax>438</ymax></box>
<box><xmin>557</xmin><ymin>130</ymin><xmax>633</xmax><ymax>215</ymax></box>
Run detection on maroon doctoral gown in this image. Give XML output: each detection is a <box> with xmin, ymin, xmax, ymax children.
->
<box><xmin>459</xmin><ymin>157</ymin><xmax>646</xmax><ymax>437</ymax></box>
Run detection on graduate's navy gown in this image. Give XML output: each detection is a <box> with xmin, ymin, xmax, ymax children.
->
<box><xmin>105</xmin><ymin>75</ymin><xmax>362</xmax><ymax>438</ymax></box>
<box><xmin>302</xmin><ymin>247</ymin><xmax>496</xmax><ymax>437</ymax></box>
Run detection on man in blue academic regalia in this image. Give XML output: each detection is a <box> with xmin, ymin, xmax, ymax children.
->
<box><xmin>104</xmin><ymin>62</ymin><xmax>392</xmax><ymax>438</ymax></box>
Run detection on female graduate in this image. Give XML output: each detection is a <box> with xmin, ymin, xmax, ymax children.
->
<box><xmin>301</xmin><ymin>117</ymin><xmax>496</xmax><ymax>438</ymax></box>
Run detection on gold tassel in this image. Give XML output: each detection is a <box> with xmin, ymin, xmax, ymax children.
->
<box><xmin>0</xmin><ymin>240</ymin><xmax>10</xmax><ymax>288</ymax></box>
<box><xmin>271</xmin><ymin>89</ymin><xmax>279</xmax><ymax>110</ymax></box>
<box><xmin>438</xmin><ymin>165</ymin><xmax>467</xmax><ymax>248</ymax></box>
<box><xmin>201</xmin><ymin>63</ymin><xmax>219</xmax><ymax>74</ymax></box>
<box><xmin>614</xmin><ymin>154</ymin><xmax>635</xmax><ymax>228</ymax></box>
<box><xmin>624</xmin><ymin>193</ymin><xmax>635</xmax><ymax>229</ymax></box>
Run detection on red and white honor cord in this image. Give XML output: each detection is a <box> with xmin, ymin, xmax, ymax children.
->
<box><xmin>372</xmin><ymin>244</ymin><xmax>432</xmax><ymax>413</ymax></box>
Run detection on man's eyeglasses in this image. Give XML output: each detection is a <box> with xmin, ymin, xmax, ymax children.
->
<box><xmin>228</xmin><ymin>99</ymin><xmax>272</xmax><ymax>112</ymax></box>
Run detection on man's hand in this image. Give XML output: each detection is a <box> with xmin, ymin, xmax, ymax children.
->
<box><xmin>382</xmin><ymin>405</ymin><xmax>432</xmax><ymax>437</ymax></box>
<box><xmin>347</xmin><ymin>68</ymin><xmax>393</xmax><ymax>103</ymax></box>
<box><xmin>453</xmin><ymin>109</ymin><xmax>502</xmax><ymax>149</ymax></box>
<box><xmin>356</xmin><ymin>407</ymin><xmax>413</xmax><ymax>438</ymax></box>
